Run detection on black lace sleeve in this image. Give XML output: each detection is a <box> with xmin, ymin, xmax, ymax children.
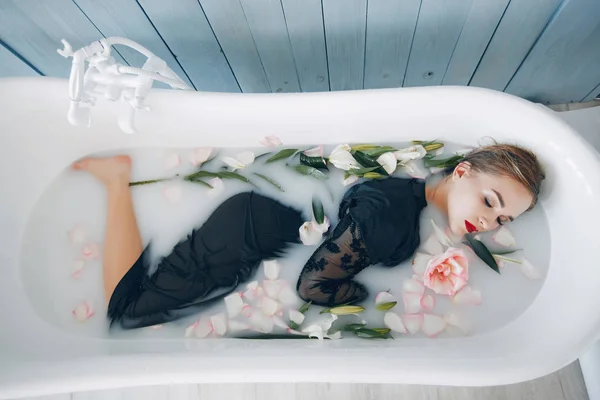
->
<box><xmin>296</xmin><ymin>214</ymin><xmax>371</xmax><ymax>307</ymax></box>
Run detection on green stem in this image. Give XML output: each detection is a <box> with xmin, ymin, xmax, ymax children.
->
<box><xmin>129</xmin><ymin>178</ymin><xmax>169</xmax><ymax>186</ymax></box>
<box><xmin>492</xmin><ymin>254</ymin><xmax>523</xmax><ymax>264</ymax></box>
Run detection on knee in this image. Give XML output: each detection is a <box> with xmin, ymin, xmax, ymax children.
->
<box><xmin>296</xmin><ymin>277</ymin><xmax>326</xmax><ymax>305</ymax></box>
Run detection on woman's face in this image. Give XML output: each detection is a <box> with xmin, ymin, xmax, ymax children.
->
<box><xmin>446</xmin><ymin>163</ymin><xmax>533</xmax><ymax>236</ymax></box>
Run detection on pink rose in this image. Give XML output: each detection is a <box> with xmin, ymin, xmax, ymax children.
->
<box><xmin>423</xmin><ymin>248</ymin><xmax>468</xmax><ymax>296</ymax></box>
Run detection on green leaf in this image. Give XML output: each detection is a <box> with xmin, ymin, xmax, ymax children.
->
<box><xmin>312</xmin><ymin>197</ymin><xmax>325</xmax><ymax>224</ymax></box>
<box><xmin>289</xmin><ymin>165</ymin><xmax>329</xmax><ymax>181</ymax></box>
<box><xmin>254</xmin><ymin>152</ymin><xmax>273</xmax><ymax>161</ymax></box>
<box><xmin>217</xmin><ymin>171</ymin><xmax>251</xmax><ymax>183</ymax></box>
<box><xmin>491</xmin><ymin>249</ymin><xmax>522</xmax><ymax>256</ymax></box>
<box><xmin>266</xmin><ymin>148</ymin><xmax>298</xmax><ymax>163</ymax></box>
<box><xmin>345</xmin><ymin>166</ymin><xmax>381</xmax><ymax>176</ymax></box>
<box><xmin>351</xmin><ymin>144</ymin><xmax>378</xmax><ymax>151</ymax></box>
<box><xmin>424</xmin><ymin>155</ymin><xmax>464</xmax><ymax>169</ymax></box>
<box><xmin>288</xmin><ymin>321</ymin><xmax>299</xmax><ymax>330</ymax></box>
<box><xmin>185</xmin><ymin>170</ymin><xmax>220</xmax><ymax>181</ymax></box>
<box><xmin>253</xmin><ymin>172</ymin><xmax>284</xmax><ymax>192</ymax></box>
<box><xmin>375</xmin><ymin>301</ymin><xmax>397</xmax><ymax>312</ymax></box>
<box><xmin>298</xmin><ymin>301</ymin><xmax>312</xmax><ymax>314</ymax></box>
<box><xmin>188</xmin><ymin>179</ymin><xmax>214</xmax><ymax>189</ymax></box>
<box><xmin>341</xmin><ymin>323</ymin><xmax>367</xmax><ymax>332</ymax></box>
<box><xmin>493</xmin><ymin>254</ymin><xmax>523</xmax><ymax>264</ymax></box>
<box><xmin>423</xmin><ymin>143</ymin><xmax>444</xmax><ymax>152</ymax></box>
<box><xmin>363</xmin><ymin>172</ymin><xmax>385</xmax><ymax>179</ymax></box>
<box><xmin>300</xmin><ymin>153</ymin><xmax>328</xmax><ymax>170</ymax></box>
<box><xmin>352</xmin><ymin>150</ymin><xmax>389</xmax><ymax>176</ymax></box>
<box><xmin>354</xmin><ymin>328</ymin><xmax>391</xmax><ymax>339</ymax></box>
<box><xmin>363</xmin><ymin>146</ymin><xmax>397</xmax><ymax>158</ymax></box>
<box><xmin>129</xmin><ymin>178</ymin><xmax>168</xmax><ymax>186</ymax></box>
<box><xmin>372</xmin><ymin>328</ymin><xmax>391</xmax><ymax>335</ymax></box>
<box><xmin>463</xmin><ymin>233</ymin><xmax>500</xmax><ymax>273</ymax></box>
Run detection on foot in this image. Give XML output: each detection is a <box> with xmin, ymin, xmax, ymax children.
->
<box><xmin>73</xmin><ymin>156</ymin><xmax>132</xmax><ymax>187</ymax></box>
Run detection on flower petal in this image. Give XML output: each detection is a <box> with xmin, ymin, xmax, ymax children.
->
<box><xmin>402</xmin><ymin>160</ymin><xmax>430</xmax><ymax>179</ymax></box>
<box><xmin>164</xmin><ymin>151</ymin><xmax>181</xmax><ymax>169</ymax></box>
<box><xmin>162</xmin><ymin>185</ymin><xmax>183</xmax><ymax>204</ymax></box>
<box><xmin>375</xmin><ymin>291</ymin><xmax>395</xmax><ymax>305</ymax></box>
<box><xmin>403</xmin><ymin>292</ymin><xmax>423</xmax><ymax>314</ymax></box>
<box><xmin>190</xmin><ymin>148</ymin><xmax>213</xmax><ymax>166</ymax></box>
<box><xmin>384</xmin><ymin>312</ymin><xmax>407</xmax><ymax>333</ymax></box>
<box><xmin>263</xmin><ymin>280</ymin><xmax>285</xmax><ymax>299</ymax></box>
<box><xmin>422</xmin><ymin>314</ymin><xmax>446</xmax><ymax>337</ymax></box>
<box><xmin>444</xmin><ymin>311</ymin><xmax>473</xmax><ymax>335</ymax></box>
<box><xmin>431</xmin><ymin>220</ymin><xmax>454</xmax><ymax>247</ymax></box>
<box><xmin>207</xmin><ymin>177</ymin><xmax>224</xmax><ymax>196</ymax></box>
<box><xmin>260</xmin><ymin>135</ymin><xmax>283</xmax><ymax>147</ymax></box>
<box><xmin>246</xmin><ymin>281</ymin><xmax>258</xmax><ymax>290</ymax></box>
<box><xmin>312</xmin><ymin>217</ymin><xmax>331</xmax><ymax>234</ymax></box>
<box><xmin>421</xmin><ymin>233</ymin><xmax>443</xmax><ymax>255</ymax></box>
<box><xmin>272</xmin><ymin>316</ymin><xmax>289</xmax><ymax>329</ymax></box>
<box><xmin>210</xmin><ymin>313</ymin><xmax>228</xmax><ymax>336</ymax></box>
<box><xmin>81</xmin><ymin>243</ymin><xmax>100</xmax><ymax>260</ymax></box>
<box><xmin>71</xmin><ymin>259</ymin><xmax>85</xmax><ymax>279</ymax></box>
<box><xmin>222</xmin><ymin>156</ymin><xmax>245</xmax><ymax>170</ymax></box>
<box><xmin>420</xmin><ymin>294</ymin><xmax>435</xmax><ymax>311</ymax></box>
<box><xmin>402</xmin><ymin>314</ymin><xmax>423</xmax><ymax>334</ymax></box>
<box><xmin>342</xmin><ymin>175</ymin><xmax>359</xmax><ymax>186</ymax></box>
<box><xmin>241</xmin><ymin>305</ymin><xmax>253</xmax><ymax>318</ymax></box>
<box><xmin>289</xmin><ymin>309</ymin><xmax>305</xmax><ymax>325</ymax></box>
<box><xmin>228</xmin><ymin>320</ymin><xmax>251</xmax><ymax>332</ymax></box>
<box><xmin>250</xmin><ymin>313</ymin><xmax>274</xmax><ymax>333</ymax></box>
<box><xmin>520</xmin><ymin>257</ymin><xmax>542</xmax><ymax>280</ymax></box>
<box><xmin>261</xmin><ymin>296</ymin><xmax>280</xmax><ymax>316</ymax></box>
<box><xmin>452</xmin><ymin>286</ymin><xmax>482</xmax><ymax>306</ymax></box>
<box><xmin>328</xmin><ymin>144</ymin><xmax>360</xmax><ymax>170</ymax></box>
<box><xmin>236</xmin><ymin>151</ymin><xmax>255</xmax><ymax>166</ymax></box>
<box><xmin>224</xmin><ymin>292</ymin><xmax>245</xmax><ymax>318</ymax></box>
<box><xmin>67</xmin><ymin>223</ymin><xmax>87</xmax><ymax>245</ymax></box>
<box><xmin>301</xmin><ymin>325</ymin><xmax>324</xmax><ymax>340</ymax></box>
<box><xmin>263</xmin><ymin>260</ymin><xmax>280</xmax><ymax>280</ymax></box>
<box><xmin>402</xmin><ymin>278</ymin><xmax>425</xmax><ymax>296</ymax></box>
<box><xmin>303</xmin><ymin>145</ymin><xmax>324</xmax><ymax>157</ymax></box>
<box><xmin>72</xmin><ymin>300</ymin><xmax>94</xmax><ymax>322</ymax></box>
<box><xmin>185</xmin><ymin>319</ymin><xmax>213</xmax><ymax>338</ymax></box>
<box><xmin>376</xmin><ymin>152</ymin><xmax>397</xmax><ymax>175</ymax></box>
<box><xmin>412</xmin><ymin>252</ymin><xmax>432</xmax><ymax>275</ymax></box>
<box><xmin>299</xmin><ymin>221</ymin><xmax>323</xmax><ymax>245</ymax></box>
<box><xmin>278</xmin><ymin>285</ymin><xmax>299</xmax><ymax>306</ymax></box>
<box><xmin>394</xmin><ymin>145</ymin><xmax>427</xmax><ymax>162</ymax></box>
<box><xmin>491</xmin><ymin>226</ymin><xmax>516</xmax><ymax>247</ymax></box>
<box><xmin>327</xmin><ymin>331</ymin><xmax>343</xmax><ymax>340</ymax></box>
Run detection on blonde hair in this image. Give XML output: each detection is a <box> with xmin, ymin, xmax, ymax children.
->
<box><xmin>451</xmin><ymin>144</ymin><xmax>545</xmax><ymax>210</ymax></box>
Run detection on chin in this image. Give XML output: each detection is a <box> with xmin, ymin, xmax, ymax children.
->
<box><xmin>448</xmin><ymin>220</ymin><xmax>465</xmax><ymax>237</ymax></box>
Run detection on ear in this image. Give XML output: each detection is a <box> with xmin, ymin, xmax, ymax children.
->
<box><xmin>452</xmin><ymin>162</ymin><xmax>472</xmax><ymax>180</ymax></box>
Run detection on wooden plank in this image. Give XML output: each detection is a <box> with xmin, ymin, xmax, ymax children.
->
<box><xmin>137</xmin><ymin>0</ymin><xmax>239</xmax><ymax>92</ymax></box>
<box><xmin>403</xmin><ymin>0</ymin><xmax>473</xmax><ymax>87</ymax></box>
<box><xmin>505</xmin><ymin>0</ymin><xmax>600</xmax><ymax>104</ymax></box>
<box><xmin>322</xmin><ymin>0</ymin><xmax>368</xmax><ymax>91</ymax></box>
<box><xmin>72</xmin><ymin>0</ymin><xmax>193</xmax><ymax>88</ymax></box>
<box><xmin>469</xmin><ymin>0</ymin><xmax>562</xmax><ymax>91</ymax></box>
<box><xmin>0</xmin><ymin>0</ymin><xmax>126</xmax><ymax>78</ymax></box>
<box><xmin>280</xmin><ymin>0</ymin><xmax>329</xmax><ymax>92</ymax></box>
<box><xmin>0</xmin><ymin>41</ymin><xmax>40</xmax><ymax>78</ymax></box>
<box><xmin>442</xmin><ymin>0</ymin><xmax>510</xmax><ymax>85</ymax></box>
<box><xmin>199</xmin><ymin>0</ymin><xmax>270</xmax><ymax>93</ymax></box>
<box><xmin>363</xmin><ymin>0</ymin><xmax>421</xmax><ymax>89</ymax></box>
<box><xmin>239</xmin><ymin>0</ymin><xmax>300</xmax><ymax>93</ymax></box>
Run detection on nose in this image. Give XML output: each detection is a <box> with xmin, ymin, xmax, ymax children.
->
<box><xmin>478</xmin><ymin>211</ymin><xmax>499</xmax><ymax>232</ymax></box>
<box><xmin>478</xmin><ymin>216</ymin><xmax>489</xmax><ymax>231</ymax></box>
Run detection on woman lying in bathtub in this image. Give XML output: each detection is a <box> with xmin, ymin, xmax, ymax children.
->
<box><xmin>73</xmin><ymin>144</ymin><xmax>544</xmax><ymax>330</ymax></box>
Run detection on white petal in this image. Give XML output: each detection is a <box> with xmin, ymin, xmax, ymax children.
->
<box><xmin>326</xmin><ymin>331</ymin><xmax>343</xmax><ymax>340</ymax></box>
<box><xmin>402</xmin><ymin>160</ymin><xmax>430</xmax><ymax>179</ymax></box>
<box><xmin>303</xmin><ymin>145</ymin><xmax>323</xmax><ymax>157</ymax></box>
<box><xmin>278</xmin><ymin>285</ymin><xmax>299</xmax><ymax>306</ymax></box>
<box><xmin>412</xmin><ymin>252</ymin><xmax>431</xmax><ymax>275</ymax></box>
<box><xmin>289</xmin><ymin>309</ymin><xmax>305</xmax><ymax>325</ymax></box>
<box><xmin>403</xmin><ymin>278</ymin><xmax>425</xmax><ymax>296</ymax></box>
<box><xmin>403</xmin><ymin>292</ymin><xmax>423</xmax><ymax>314</ymax></box>
<box><xmin>376</xmin><ymin>152</ymin><xmax>397</xmax><ymax>175</ymax></box>
<box><xmin>384</xmin><ymin>312</ymin><xmax>407</xmax><ymax>333</ymax></box>
<box><xmin>224</xmin><ymin>292</ymin><xmax>245</xmax><ymax>318</ymax></box>
<box><xmin>164</xmin><ymin>152</ymin><xmax>181</xmax><ymax>169</ymax></box>
<box><xmin>491</xmin><ymin>226</ymin><xmax>517</xmax><ymax>247</ymax></box>
<box><xmin>452</xmin><ymin>286</ymin><xmax>482</xmax><ymax>306</ymax></box>
<box><xmin>342</xmin><ymin>175</ymin><xmax>359</xmax><ymax>186</ymax></box>
<box><xmin>431</xmin><ymin>220</ymin><xmax>454</xmax><ymax>247</ymax></box>
<box><xmin>312</xmin><ymin>217</ymin><xmax>331</xmax><ymax>234</ymax></box>
<box><xmin>250</xmin><ymin>313</ymin><xmax>274</xmax><ymax>333</ymax></box>
<box><xmin>81</xmin><ymin>243</ymin><xmax>100</xmax><ymax>260</ymax></box>
<box><xmin>261</xmin><ymin>296</ymin><xmax>280</xmax><ymax>316</ymax></box>
<box><xmin>228</xmin><ymin>320</ymin><xmax>251</xmax><ymax>332</ymax></box>
<box><xmin>288</xmin><ymin>328</ymin><xmax>308</xmax><ymax>336</ymax></box>
<box><xmin>422</xmin><ymin>314</ymin><xmax>446</xmax><ymax>337</ymax></box>
<box><xmin>328</xmin><ymin>145</ymin><xmax>360</xmax><ymax>170</ymax></box>
<box><xmin>185</xmin><ymin>321</ymin><xmax>199</xmax><ymax>338</ymax></box>
<box><xmin>260</xmin><ymin>135</ymin><xmax>283</xmax><ymax>147</ymax></box>
<box><xmin>67</xmin><ymin>223</ymin><xmax>87</xmax><ymax>245</ymax></box>
<box><xmin>72</xmin><ymin>300</ymin><xmax>94</xmax><ymax>322</ymax></box>
<box><xmin>246</xmin><ymin>281</ymin><xmax>259</xmax><ymax>290</ymax></box>
<box><xmin>402</xmin><ymin>314</ymin><xmax>423</xmax><ymax>334</ymax></box>
<box><xmin>375</xmin><ymin>291</ymin><xmax>395</xmax><ymax>305</ymax></box>
<box><xmin>162</xmin><ymin>185</ymin><xmax>183</xmax><ymax>204</ymax></box>
<box><xmin>272</xmin><ymin>316</ymin><xmax>289</xmax><ymax>329</ymax></box>
<box><xmin>222</xmin><ymin>156</ymin><xmax>245</xmax><ymax>170</ymax></box>
<box><xmin>420</xmin><ymin>294</ymin><xmax>435</xmax><ymax>311</ymax></box>
<box><xmin>71</xmin><ymin>259</ymin><xmax>85</xmax><ymax>279</ymax></box>
<box><xmin>263</xmin><ymin>280</ymin><xmax>285</xmax><ymax>299</ymax></box>
<box><xmin>263</xmin><ymin>260</ymin><xmax>280</xmax><ymax>280</ymax></box>
<box><xmin>421</xmin><ymin>233</ymin><xmax>443</xmax><ymax>255</ymax></box>
<box><xmin>241</xmin><ymin>305</ymin><xmax>253</xmax><ymax>318</ymax></box>
<box><xmin>195</xmin><ymin>319</ymin><xmax>214</xmax><ymax>338</ymax></box>
<box><xmin>210</xmin><ymin>313</ymin><xmax>228</xmax><ymax>336</ymax></box>
<box><xmin>207</xmin><ymin>177</ymin><xmax>224</xmax><ymax>196</ymax></box>
<box><xmin>190</xmin><ymin>147</ymin><xmax>213</xmax><ymax>166</ymax></box>
<box><xmin>236</xmin><ymin>151</ymin><xmax>255</xmax><ymax>166</ymax></box>
<box><xmin>394</xmin><ymin>145</ymin><xmax>427</xmax><ymax>162</ymax></box>
<box><xmin>444</xmin><ymin>311</ymin><xmax>473</xmax><ymax>335</ymax></box>
<box><xmin>299</xmin><ymin>221</ymin><xmax>323</xmax><ymax>245</ymax></box>
<box><xmin>302</xmin><ymin>325</ymin><xmax>324</xmax><ymax>340</ymax></box>
<box><xmin>520</xmin><ymin>258</ymin><xmax>542</xmax><ymax>280</ymax></box>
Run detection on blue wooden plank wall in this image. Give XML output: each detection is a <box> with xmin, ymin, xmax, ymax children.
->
<box><xmin>0</xmin><ymin>0</ymin><xmax>599</xmax><ymax>103</ymax></box>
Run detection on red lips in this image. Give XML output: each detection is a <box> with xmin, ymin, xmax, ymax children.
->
<box><xmin>465</xmin><ymin>220</ymin><xmax>478</xmax><ymax>233</ymax></box>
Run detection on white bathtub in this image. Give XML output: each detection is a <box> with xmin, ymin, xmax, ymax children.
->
<box><xmin>1</xmin><ymin>77</ymin><xmax>599</xmax><ymax>398</ymax></box>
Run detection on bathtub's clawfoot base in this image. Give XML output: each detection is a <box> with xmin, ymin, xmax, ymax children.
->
<box><xmin>73</xmin><ymin>156</ymin><xmax>143</xmax><ymax>301</ymax></box>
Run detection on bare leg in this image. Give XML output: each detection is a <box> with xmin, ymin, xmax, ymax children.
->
<box><xmin>73</xmin><ymin>156</ymin><xmax>143</xmax><ymax>301</ymax></box>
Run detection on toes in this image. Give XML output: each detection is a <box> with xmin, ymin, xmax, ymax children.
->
<box><xmin>72</xmin><ymin>160</ymin><xmax>88</xmax><ymax>170</ymax></box>
<box><xmin>116</xmin><ymin>155</ymin><xmax>132</xmax><ymax>165</ymax></box>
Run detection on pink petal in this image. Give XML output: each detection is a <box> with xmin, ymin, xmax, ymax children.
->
<box><xmin>412</xmin><ymin>253</ymin><xmax>431</xmax><ymax>275</ymax></box>
<box><xmin>224</xmin><ymin>292</ymin><xmax>245</xmax><ymax>318</ymax></box>
<box><xmin>421</xmin><ymin>314</ymin><xmax>446</xmax><ymax>337</ymax></box>
<box><xmin>184</xmin><ymin>321</ymin><xmax>199</xmax><ymax>338</ymax></box>
<box><xmin>287</xmin><ymin>328</ymin><xmax>308</xmax><ymax>336</ymax></box>
<box><xmin>67</xmin><ymin>223</ymin><xmax>87</xmax><ymax>245</ymax></box>
<box><xmin>250</xmin><ymin>313</ymin><xmax>274</xmax><ymax>333</ymax></box>
<box><xmin>452</xmin><ymin>286</ymin><xmax>482</xmax><ymax>306</ymax></box>
<box><xmin>278</xmin><ymin>285</ymin><xmax>299</xmax><ymax>306</ymax></box>
<box><xmin>210</xmin><ymin>313</ymin><xmax>228</xmax><ymax>336</ymax></box>
<box><xmin>190</xmin><ymin>148</ymin><xmax>213</xmax><ymax>166</ymax></box>
<box><xmin>162</xmin><ymin>185</ymin><xmax>183</xmax><ymax>204</ymax></box>
<box><xmin>164</xmin><ymin>152</ymin><xmax>181</xmax><ymax>169</ymax></box>
<box><xmin>520</xmin><ymin>258</ymin><xmax>542</xmax><ymax>280</ymax></box>
<box><xmin>81</xmin><ymin>243</ymin><xmax>100</xmax><ymax>260</ymax></box>
<box><xmin>261</xmin><ymin>297</ymin><xmax>280</xmax><ymax>316</ymax></box>
<box><xmin>185</xmin><ymin>319</ymin><xmax>213</xmax><ymax>338</ymax></box>
<box><xmin>420</xmin><ymin>294</ymin><xmax>435</xmax><ymax>311</ymax></box>
<box><xmin>72</xmin><ymin>300</ymin><xmax>94</xmax><ymax>322</ymax></box>
<box><xmin>263</xmin><ymin>260</ymin><xmax>280</xmax><ymax>280</ymax></box>
<box><xmin>289</xmin><ymin>309</ymin><xmax>305</xmax><ymax>325</ymax></box>
<box><xmin>444</xmin><ymin>311</ymin><xmax>473</xmax><ymax>335</ymax></box>
<box><xmin>403</xmin><ymin>292</ymin><xmax>423</xmax><ymax>314</ymax></box>
<box><xmin>207</xmin><ymin>177</ymin><xmax>224</xmax><ymax>196</ymax></box>
<box><xmin>228</xmin><ymin>320</ymin><xmax>251</xmax><ymax>332</ymax></box>
<box><xmin>236</xmin><ymin>151</ymin><xmax>255</xmax><ymax>166</ymax></box>
<box><xmin>260</xmin><ymin>135</ymin><xmax>283</xmax><ymax>147</ymax></box>
<box><xmin>272</xmin><ymin>316</ymin><xmax>289</xmax><ymax>329</ymax></box>
<box><xmin>421</xmin><ymin>233</ymin><xmax>443</xmax><ymax>255</ymax></box>
<box><xmin>263</xmin><ymin>280</ymin><xmax>285</xmax><ymax>299</ymax></box>
<box><xmin>303</xmin><ymin>145</ymin><xmax>323</xmax><ymax>157</ymax></box>
<box><xmin>384</xmin><ymin>312</ymin><xmax>407</xmax><ymax>333</ymax></box>
<box><xmin>375</xmin><ymin>291</ymin><xmax>395</xmax><ymax>305</ymax></box>
<box><xmin>402</xmin><ymin>314</ymin><xmax>423</xmax><ymax>334</ymax></box>
<box><xmin>241</xmin><ymin>305</ymin><xmax>253</xmax><ymax>318</ymax></box>
<box><xmin>246</xmin><ymin>281</ymin><xmax>259</xmax><ymax>290</ymax></box>
<box><xmin>71</xmin><ymin>259</ymin><xmax>85</xmax><ymax>279</ymax></box>
<box><xmin>491</xmin><ymin>226</ymin><xmax>516</xmax><ymax>247</ymax></box>
<box><xmin>402</xmin><ymin>278</ymin><xmax>425</xmax><ymax>296</ymax></box>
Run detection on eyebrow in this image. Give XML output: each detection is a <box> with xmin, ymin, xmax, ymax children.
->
<box><xmin>493</xmin><ymin>189</ymin><xmax>514</xmax><ymax>222</ymax></box>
